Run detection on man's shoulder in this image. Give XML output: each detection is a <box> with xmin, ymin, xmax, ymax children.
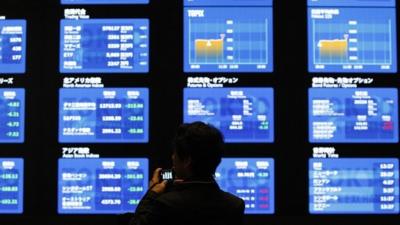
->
<box><xmin>219</xmin><ymin>190</ymin><xmax>245</xmax><ymax>206</ymax></box>
<box><xmin>155</xmin><ymin>184</ymin><xmax>244</xmax><ymax>208</ymax></box>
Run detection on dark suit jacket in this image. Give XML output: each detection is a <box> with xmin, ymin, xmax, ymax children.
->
<box><xmin>129</xmin><ymin>180</ymin><xmax>245</xmax><ymax>225</ymax></box>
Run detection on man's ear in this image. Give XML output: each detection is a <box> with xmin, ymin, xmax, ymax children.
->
<box><xmin>183</xmin><ymin>156</ymin><xmax>192</xmax><ymax>169</ymax></box>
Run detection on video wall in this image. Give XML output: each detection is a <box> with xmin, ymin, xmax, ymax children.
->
<box><xmin>0</xmin><ymin>0</ymin><xmax>399</xmax><ymax>225</ymax></box>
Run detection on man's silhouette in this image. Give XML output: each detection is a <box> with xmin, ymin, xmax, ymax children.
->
<box><xmin>129</xmin><ymin>122</ymin><xmax>245</xmax><ymax>225</ymax></box>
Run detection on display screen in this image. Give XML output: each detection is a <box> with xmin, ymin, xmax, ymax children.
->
<box><xmin>0</xmin><ymin>89</ymin><xmax>25</xmax><ymax>143</ymax></box>
<box><xmin>215</xmin><ymin>158</ymin><xmax>274</xmax><ymax>214</ymax></box>
<box><xmin>309</xmin><ymin>158</ymin><xmax>399</xmax><ymax>214</ymax></box>
<box><xmin>0</xmin><ymin>20</ymin><xmax>26</xmax><ymax>74</ymax></box>
<box><xmin>184</xmin><ymin>0</ymin><xmax>273</xmax><ymax>6</ymax></box>
<box><xmin>308</xmin><ymin>0</ymin><xmax>395</xmax><ymax>7</ymax></box>
<box><xmin>59</xmin><ymin>88</ymin><xmax>149</xmax><ymax>143</ymax></box>
<box><xmin>184</xmin><ymin>88</ymin><xmax>274</xmax><ymax>143</ymax></box>
<box><xmin>308</xmin><ymin>6</ymin><xmax>397</xmax><ymax>73</ymax></box>
<box><xmin>60</xmin><ymin>19</ymin><xmax>149</xmax><ymax>73</ymax></box>
<box><xmin>309</xmin><ymin>88</ymin><xmax>398</xmax><ymax>143</ymax></box>
<box><xmin>0</xmin><ymin>158</ymin><xmax>23</xmax><ymax>214</ymax></box>
<box><xmin>58</xmin><ymin>158</ymin><xmax>148</xmax><ymax>214</ymax></box>
<box><xmin>61</xmin><ymin>0</ymin><xmax>149</xmax><ymax>4</ymax></box>
<box><xmin>184</xmin><ymin>1</ymin><xmax>273</xmax><ymax>72</ymax></box>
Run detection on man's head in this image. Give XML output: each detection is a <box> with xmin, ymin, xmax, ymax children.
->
<box><xmin>172</xmin><ymin>122</ymin><xmax>224</xmax><ymax>179</ymax></box>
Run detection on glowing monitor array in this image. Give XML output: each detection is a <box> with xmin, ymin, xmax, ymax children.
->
<box><xmin>0</xmin><ymin>158</ymin><xmax>23</xmax><ymax>214</ymax></box>
<box><xmin>1</xmin><ymin>0</ymin><xmax>400</xmax><ymax>219</ymax></box>
<box><xmin>309</xmin><ymin>88</ymin><xmax>399</xmax><ymax>143</ymax></box>
<box><xmin>0</xmin><ymin>20</ymin><xmax>26</xmax><ymax>74</ymax></box>
<box><xmin>216</xmin><ymin>158</ymin><xmax>275</xmax><ymax>214</ymax></box>
<box><xmin>58</xmin><ymin>158</ymin><xmax>148</xmax><ymax>214</ymax></box>
<box><xmin>307</xmin><ymin>0</ymin><xmax>397</xmax><ymax>73</ymax></box>
<box><xmin>0</xmin><ymin>89</ymin><xmax>25</xmax><ymax>143</ymax></box>
<box><xmin>184</xmin><ymin>0</ymin><xmax>273</xmax><ymax>72</ymax></box>
<box><xmin>60</xmin><ymin>19</ymin><xmax>149</xmax><ymax>73</ymax></box>
<box><xmin>309</xmin><ymin>158</ymin><xmax>399</xmax><ymax>214</ymax></box>
<box><xmin>184</xmin><ymin>88</ymin><xmax>274</xmax><ymax>143</ymax></box>
<box><xmin>58</xmin><ymin>88</ymin><xmax>149</xmax><ymax>143</ymax></box>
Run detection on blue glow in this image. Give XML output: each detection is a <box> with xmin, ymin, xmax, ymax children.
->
<box><xmin>184</xmin><ymin>88</ymin><xmax>274</xmax><ymax>143</ymax></box>
<box><xmin>184</xmin><ymin>6</ymin><xmax>273</xmax><ymax>72</ymax></box>
<box><xmin>309</xmin><ymin>88</ymin><xmax>398</xmax><ymax>143</ymax></box>
<box><xmin>58</xmin><ymin>158</ymin><xmax>148</xmax><ymax>214</ymax></box>
<box><xmin>308</xmin><ymin>7</ymin><xmax>397</xmax><ymax>73</ymax></box>
<box><xmin>60</xmin><ymin>19</ymin><xmax>149</xmax><ymax>74</ymax></box>
<box><xmin>0</xmin><ymin>158</ymin><xmax>23</xmax><ymax>214</ymax></box>
<box><xmin>216</xmin><ymin>158</ymin><xmax>274</xmax><ymax>214</ymax></box>
<box><xmin>0</xmin><ymin>20</ymin><xmax>26</xmax><ymax>74</ymax></box>
<box><xmin>61</xmin><ymin>0</ymin><xmax>149</xmax><ymax>5</ymax></box>
<box><xmin>0</xmin><ymin>89</ymin><xmax>25</xmax><ymax>143</ymax></box>
<box><xmin>59</xmin><ymin>88</ymin><xmax>149</xmax><ymax>143</ymax></box>
<box><xmin>184</xmin><ymin>0</ymin><xmax>272</xmax><ymax>6</ymax></box>
<box><xmin>309</xmin><ymin>158</ymin><xmax>399</xmax><ymax>214</ymax></box>
<box><xmin>308</xmin><ymin>0</ymin><xmax>395</xmax><ymax>7</ymax></box>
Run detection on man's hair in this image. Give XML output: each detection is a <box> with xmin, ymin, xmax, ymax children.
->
<box><xmin>173</xmin><ymin>122</ymin><xmax>224</xmax><ymax>178</ymax></box>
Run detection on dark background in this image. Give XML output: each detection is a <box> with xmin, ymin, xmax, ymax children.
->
<box><xmin>0</xmin><ymin>0</ymin><xmax>399</xmax><ymax>224</ymax></box>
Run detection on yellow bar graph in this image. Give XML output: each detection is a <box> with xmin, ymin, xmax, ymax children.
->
<box><xmin>318</xmin><ymin>35</ymin><xmax>348</xmax><ymax>57</ymax></box>
<box><xmin>195</xmin><ymin>38</ymin><xmax>224</xmax><ymax>58</ymax></box>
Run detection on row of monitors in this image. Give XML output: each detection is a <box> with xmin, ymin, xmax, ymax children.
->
<box><xmin>0</xmin><ymin>0</ymin><xmax>397</xmax><ymax>74</ymax></box>
<box><xmin>60</xmin><ymin>0</ymin><xmax>274</xmax><ymax>5</ymax></box>
<box><xmin>60</xmin><ymin>0</ymin><xmax>397</xmax><ymax>6</ymax></box>
<box><xmin>1</xmin><ymin>87</ymin><xmax>399</xmax><ymax>143</ymax></box>
<box><xmin>1</xmin><ymin>157</ymin><xmax>399</xmax><ymax>214</ymax></box>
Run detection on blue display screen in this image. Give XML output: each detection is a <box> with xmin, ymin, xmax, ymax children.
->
<box><xmin>60</xmin><ymin>19</ymin><xmax>149</xmax><ymax>73</ymax></box>
<box><xmin>184</xmin><ymin>88</ymin><xmax>274</xmax><ymax>143</ymax></box>
<box><xmin>61</xmin><ymin>0</ymin><xmax>149</xmax><ymax>4</ymax></box>
<box><xmin>184</xmin><ymin>0</ymin><xmax>273</xmax><ymax>6</ymax></box>
<box><xmin>58</xmin><ymin>158</ymin><xmax>148</xmax><ymax>214</ymax></box>
<box><xmin>308</xmin><ymin>0</ymin><xmax>395</xmax><ymax>7</ymax></box>
<box><xmin>309</xmin><ymin>88</ymin><xmax>398</xmax><ymax>143</ymax></box>
<box><xmin>0</xmin><ymin>158</ymin><xmax>23</xmax><ymax>214</ymax></box>
<box><xmin>215</xmin><ymin>158</ymin><xmax>274</xmax><ymax>214</ymax></box>
<box><xmin>0</xmin><ymin>20</ymin><xmax>26</xmax><ymax>74</ymax></box>
<box><xmin>308</xmin><ymin>7</ymin><xmax>397</xmax><ymax>73</ymax></box>
<box><xmin>309</xmin><ymin>158</ymin><xmax>399</xmax><ymax>214</ymax></box>
<box><xmin>184</xmin><ymin>5</ymin><xmax>273</xmax><ymax>72</ymax></box>
<box><xmin>0</xmin><ymin>89</ymin><xmax>25</xmax><ymax>143</ymax></box>
<box><xmin>59</xmin><ymin>88</ymin><xmax>149</xmax><ymax>143</ymax></box>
